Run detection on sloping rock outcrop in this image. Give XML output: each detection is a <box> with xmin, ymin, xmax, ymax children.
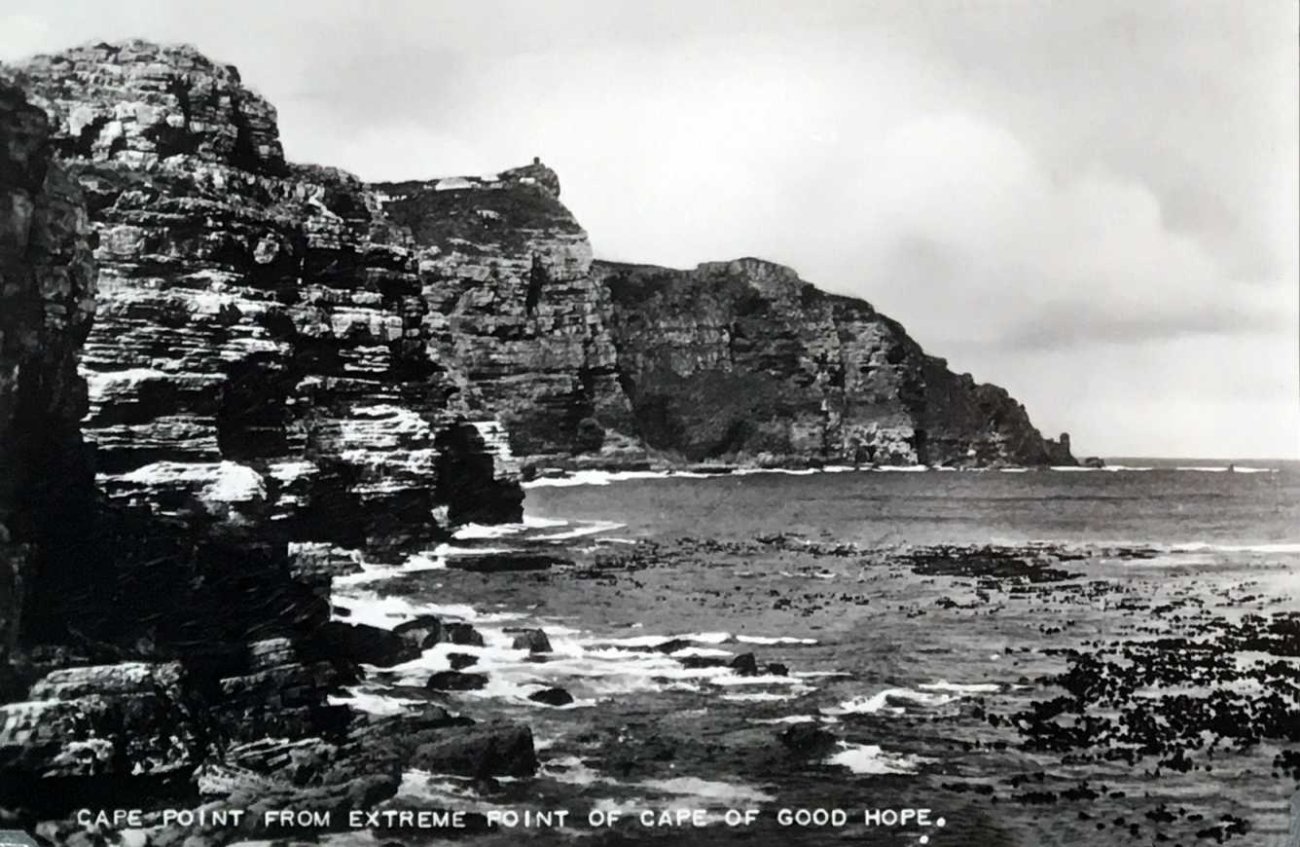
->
<box><xmin>594</xmin><ymin>258</ymin><xmax>1074</xmax><ymax>467</ymax></box>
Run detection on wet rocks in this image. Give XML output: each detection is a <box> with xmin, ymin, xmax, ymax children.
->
<box><xmin>408</xmin><ymin>723</ymin><xmax>538</xmax><ymax>777</ymax></box>
<box><xmin>509</xmin><ymin>628</ymin><xmax>552</xmax><ymax>653</ymax></box>
<box><xmin>392</xmin><ymin>615</ymin><xmax>444</xmax><ymax>650</ymax></box>
<box><xmin>527</xmin><ymin>686</ymin><xmax>574</xmax><ymax>706</ymax></box>
<box><xmin>778</xmin><ymin>724</ymin><xmax>838</xmax><ymax>758</ymax></box>
<box><xmin>0</xmin><ymin>662</ymin><xmax>205</xmax><ymax>811</ymax></box>
<box><xmin>442</xmin><ymin>622</ymin><xmax>485</xmax><ymax>647</ymax></box>
<box><xmin>729</xmin><ymin>652</ymin><xmax>760</xmax><ymax>676</ymax></box>
<box><xmin>318</xmin><ymin>621</ymin><xmax>419</xmax><ymax>668</ymax></box>
<box><xmin>447</xmin><ymin>653</ymin><xmax>478</xmax><ymax>670</ymax></box>
<box><xmin>426</xmin><ymin>671</ymin><xmax>488</xmax><ymax>691</ymax></box>
<box><xmin>447</xmin><ymin>551</ymin><xmax>567</xmax><ymax>573</ymax></box>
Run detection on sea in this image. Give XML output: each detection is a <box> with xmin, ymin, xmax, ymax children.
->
<box><xmin>331</xmin><ymin>459</ymin><xmax>1300</xmax><ymax>847</ymax></box>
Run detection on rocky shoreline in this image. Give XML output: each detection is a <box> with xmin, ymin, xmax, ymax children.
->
<box><xmin>0</xmin><ymin>37</ymin><xmax>1092</xmax><ymax>847</ymax></box>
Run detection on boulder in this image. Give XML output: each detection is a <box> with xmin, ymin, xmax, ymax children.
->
<box><xmin>0</xmin><ymin>663</ymin><xmax>206</xmax><ymax>808</ymax></box>
<box><xmin>527</xmin><ymin>687</ymin><xmax>574</xmax><ymax>707</ymax></box>
<box><xmin>318</xmin><ymin>621</ymin><xmax>420</xmax><ymax>668</ymax></box>
<box><xmin>510</xmin><ymin>628</ymin><xmax>552</xmax><ymax>654</ymax></box>
<box><xmin>393</xmin><ymin>615</ymin><xmax>444</xmax><ymax>650</ymax></box>
<box><xmin>426</xmin><ymin>671</ymin><xmax>488</xmax><ymax>692</ymax></box>
<box><xmin>779</xmin><ymin>724</ymin><xmax>838</xmax><ymax>757</ymax></box>
<box><xmin>447</xmin><ymin>653</ymin><xmax>479</xmax><ymax>670</ymax></box>
<box><xmin>729</xmin><ymin>652</ymin><xmax>760</xmax><ymax>676</ymax></box>
<box><xmin>442</xmin><ymin>622</ymin><xmax>485</xmax><ymax>647</ymax></box>
<box><xmin>409</xmin><ymin>723</ymin><xmax>538</xmax><ymax>777</ymax></box>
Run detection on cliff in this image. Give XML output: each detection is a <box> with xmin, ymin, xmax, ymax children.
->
<box><xmin>595</xmin><ymin>258</ymin><xmax>1074</xmax><ymax>468</ymax></box>
<box><xmin>0</xmin><ymin>43</ymin><xmax>535</xmax><ymax>829</ymax></box>
<box><xmin>0</xmin><ymin>77</ymin><xmax>98</xmax><ymax>679</ymax></box>
<box><xmin>372</xmin><ymin>176</ymin><xmax>1072</xmax><ymax>470</ymax></box>
<box><xmin>6</xmin><ymin>40</ymin><xmax>1070</xmax><ymax>480</ymax></box>
<box><xmin>370</xmin><ymin>163</ymin><xmax>640</xmax><ymax>464</ymax></box>
<box><xmin>14</xmin><ymin>40</ymin><xmax>522</xmax><ymax>553</ymax></box>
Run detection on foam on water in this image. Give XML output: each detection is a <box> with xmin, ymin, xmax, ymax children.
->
<box><xmin>917</xmin><ymin>680</ymin><xmax>1001</xmax><ymax>694</ymax></box>
<box><xmin>821</xmin><ymin>687</ymin><xmax>959</xmax><ymax>717</ymax></box>
<box><xmin>826</xmin><ymin>742</ymin><xmax>925</xmax><ymax>775</ymax></box>
<box><xmin>540</xmin><ymin>755</ymin><xmax>618</xmax><ymax>787</ymax></box>
<box><xmin>328</xmin><ymin>687</ymin><xmax>425</xmax><ymax>716</ymax></box>
<box><xmin>522</xmin><ymin>470</ymin><xmax>712</xmax><ymax>489</ymax></box>
<box><xmin>639</xmin><ymin>776</ymin><xmax>776</xmax><ymax>803</ymax></box>
<box><xmin>532</xmin><ymin>519</ymin><xmax>627</xmax><ymax>541</ymax></box>
<box><xmin>735</xmin><ymin>634</ymin><xmax>820</xmax><ymax>645</ymax></box>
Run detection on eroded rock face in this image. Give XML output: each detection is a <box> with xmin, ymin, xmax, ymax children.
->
<box><xmin>15</xmin><ymin>40</ymin><xmax>522</xmax><ymax>557</ymax></box>
<box><xmin>372</xmin><ymin>165</ymin><xmax>641</xmax><ymax>465</ymax></box>
<box><xmin>0</xmin><ymin>77</ymin><xmax>97</xmax><ymax>674</ymax></box>
<box><xmin>595</xmin><ymin>258</ymin><xmax>1075</xmax><ymax>467</ymax></box>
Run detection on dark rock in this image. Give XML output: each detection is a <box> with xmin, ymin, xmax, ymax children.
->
<box><xmin>678</xmin><ymin>655</ymin><xmax>731</xmax><ymax>669</ymax></box>
<box><xmin>528</xmin><ymin>686</ymin><xmax>574</xmax><ymax>706</ymax></box>
<box><xmin>730</xmin><ymin>652</ymin><xmax>760</xmax><ymax>676</ymax></box>
<box><xmin>765</xmin><ymin>662</ymin><xmax>789</xmax><ymax>676</ymax></box>
<box><xmin>1084</xmin><ymin>456</ymin><xmax>1107</xmax><ymax>469</ymax></box>
<box><xmin>0</xmin><ymin>663</ymin><xmax>206</xmax><ymax>809</ymax></box>
<box><xmin>393</xmin><ymin>615</ymin><xmax>444</xmax><ymax>650</ymax></box>
<box><xmin>426</xmin><ymin>671</ymin><xmax>488</xmax><ymax>691</ymax></box>
<box><xmin>654</xmin><ymin>638</ymin><xmax>694</xmax><ymax>654</ymax></box>
<box><xmin>318</xmin><ymin>621</ymin><xmax>420</xmax><ymax>668</ymax></box>
<box><xmin>448</xmin><ymin>652</ymin><xmax>478</xmax><ymax>670</ymax></box>
<box><xmin>443</xmin><ymin>622</ymin><xmax>485</xmax><ymax>647</ymax></box>
<box><xmin>779</xmin><ymin>724</ymin><xmax>838</xmax><ymax>757</ymax></box>
<box><xmin>409</xmin><ymin>723</ymin><xmax>538</xmax><ymax>777</ymax></box>
<box><xmin>0</xmin><ymin>77</ymin><xmax>97</xmax><ymax>668</ymax></box>
<box><xmin>448</xmin><ymin>552</ymin><xmax>567</xmax><ymax>573</ymax></box>
<box><xmin>327</xmin><ymin>707</ymin><xmax>472</xmax><ymax>779</ymax></box>
<box><xmin>510</xmin><ymin>628</ymin><xmax>552</xmax><ymax>653</ymax></box>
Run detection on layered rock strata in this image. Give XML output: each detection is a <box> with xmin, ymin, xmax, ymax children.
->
<box><xmin>1</xmin><ymin>43</ymin><xmax>539</xmax><ymax>831</ymax></box>
<box><xmin>595</xmin><ymin>258</ymin><xmax>1074</xmax><ymax>467</ymax></box>
<box><xmin>15</xmin><ymin>40</ymin><xmax>522</xmax><ymax>556</ymax></box>
<box><xmin>372</xmin><ymin>163</ymin><xmax>640</xmax><ymax>464</ymax></box>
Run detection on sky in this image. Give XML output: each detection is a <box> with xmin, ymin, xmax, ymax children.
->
<box><xmin>2</xmin><ymin>0</ymin><xmax>1296</xmax><ymax>459</ymax></box>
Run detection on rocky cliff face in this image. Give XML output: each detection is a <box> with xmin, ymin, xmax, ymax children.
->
<box><xmin>371</xmin><ymin>164</ymin><xmax>639</xmax><ymax>465</ymax></box>
<box><xmin>0</xmin><ymin>77</ymin><xmax>97</xmax><ymax>678</ymax></box>
<box><xmin>0</xmin><ymin>65</ymin><xmax>351</xmax><ymax>816</ymax></box>
<box><xmin>1</xmin><ymin>44</ymin><xmax>540</xmax><ymax>827</ymax></box>
<box><xmin>15</xmin><ymin>40</ymin><xmax>521</xmax><ymax>553</ymax></box>
<box><xmin>596</xmin><ymin>258</ymin><xmax>1074</xmax><ymax>467</ymax></box>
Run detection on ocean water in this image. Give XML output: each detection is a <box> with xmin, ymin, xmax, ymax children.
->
<box><xmin>333</xmin><ymin>460</ymin><xmax>1300</xmax><ymax>846</ymax></box>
